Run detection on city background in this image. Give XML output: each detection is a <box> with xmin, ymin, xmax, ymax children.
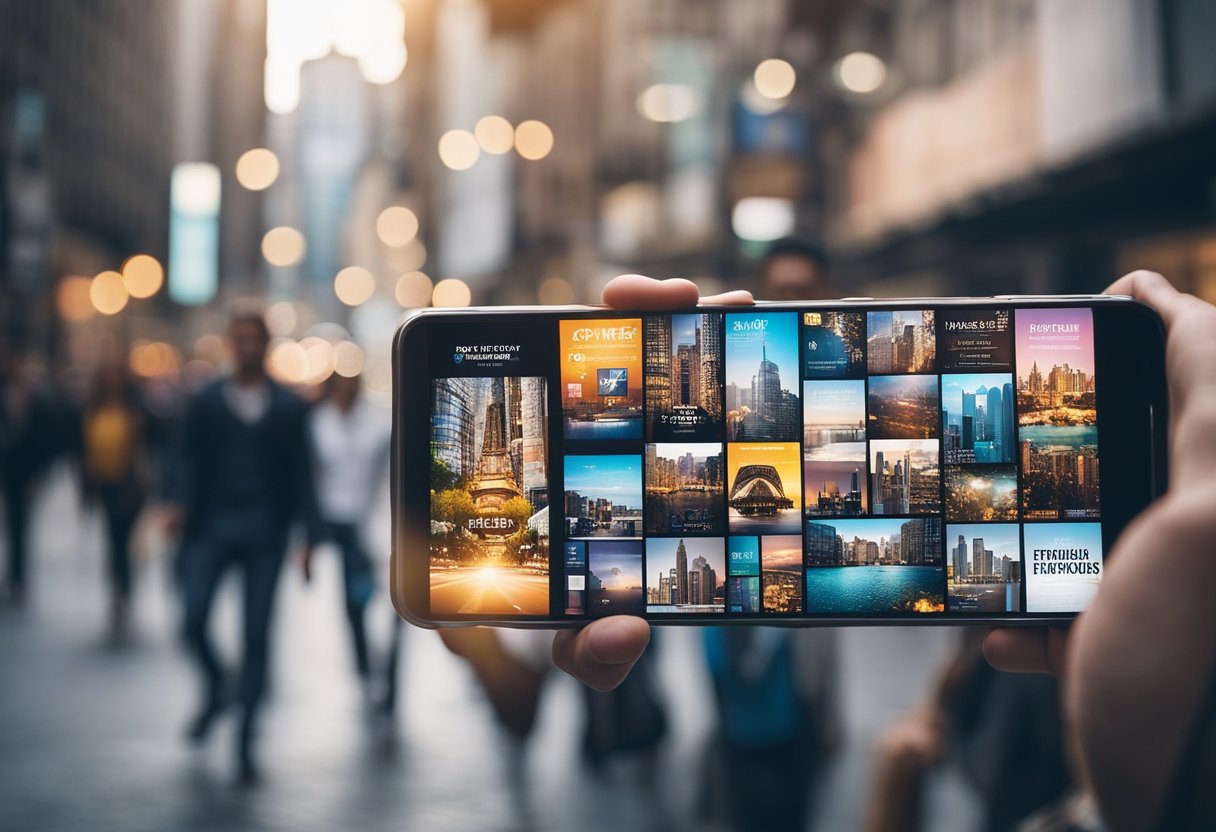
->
<box><xmin>2</xmin><ymin>1</ymin><xmax>1214</xmax><ymax>830</ymax></box>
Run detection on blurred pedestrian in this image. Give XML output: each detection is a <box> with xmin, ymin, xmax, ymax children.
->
<box><xmin>701</xmin><ymin>628</ymin><xmax>836</xmax><ymax>832</ymax></box>
<box><xmin>304</xmin><ymin>372</ymin><xmax>391</xmax><ymax>705</ymax></box>
<box><xmin>863</xmin><ymin>630</ymin><xmax>1071</xmax><ymax>832</ymax></box>
<box><xmin>0</xmin><ymin>352</ymin><xmax>62</xmax><ymax>606</ymax></box>
<box><xmin>79</xmin><ymin>358</ymin><xmax>155</xmax><ymax>633</ymax></box>
<box><xmin>164</xmin><ymin>310</ymin><xmax>321</xmax><ymax>784</ymax></box>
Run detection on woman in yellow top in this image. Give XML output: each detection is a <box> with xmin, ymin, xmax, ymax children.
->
<box><xmin>81</xmin><ymin>360</ymin><xmax>150</xmax><ymax>631</ymax></box>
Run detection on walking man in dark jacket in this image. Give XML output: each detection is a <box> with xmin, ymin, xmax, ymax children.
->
<box><xmin>164</xmin><ymin>311</ymin><xmax>320</xmax><ymax>784</ymax></box>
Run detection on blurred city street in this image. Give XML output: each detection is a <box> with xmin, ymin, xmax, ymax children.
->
<box><xmin>3</xmin><ymin>1</ymin><xmax>1215</xmax><ymax>829</ymax></box>
<box><xmin>0</xmin><ymin>466</ymin><xmax>978</xmax><ymax>832</ymax></box>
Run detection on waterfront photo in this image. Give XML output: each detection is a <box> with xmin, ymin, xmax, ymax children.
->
<box><xmin>727</xmin><ymin>442</ymin><xmax>802</xmax><ymax>534</ymax></box>
<box><xmin>805</xmin><ymin>518</ymin><xmax>944</xmax><ymax>613</ymax></box>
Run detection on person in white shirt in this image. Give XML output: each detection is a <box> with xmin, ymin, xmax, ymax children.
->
<box><xmin>305</xmin><ymin>372</ymin><xmax>391</xmax><ymax>701</ymax></box>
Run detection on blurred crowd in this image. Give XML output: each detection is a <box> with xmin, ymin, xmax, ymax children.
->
<box><xmin>0</xmin><ymin>242</ymin><xmax>1104</xmax><ymax>832</ymax></box>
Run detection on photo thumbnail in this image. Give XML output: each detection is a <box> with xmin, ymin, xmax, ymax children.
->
<box><xmin>564</xmin><ymin>454</ymin><xmax>643</xmax><ymax>538</ymax></box>
<box><xmin>1015</xmin><ymin>309</ymin><xmax>1099</xmax><ymax>519</ymax></box>
<box><xmin>725</xmin><ymin>312</ymin><xmax>801</xmax><ymax>441</ymax></box>
<box><xmin>867</xmin><ymin>309</ymin><xmax>936</xmax><ymax>374</ymax></box>
<box><xmin>1023</xmin><ymin>523</ymin><xmax>1103</xmax><ymax>613</ymax></box>
<box><xmin>945</xmin><ymin>465</ymin><xmax>1018</xmax><ymax>521</ymax></box>
<box><xmin>644</xmin><ymin>443</ymin><xmax>725</xmax><ymax>535</ymax></box>
<box><xmin>867</xmin><ymin>375</ymin><xmax>939</xmax><ymax>439</ymax></box>
<box><xmin>869</xmin><ymin>439</ymin><xmax>940</xmax><ymax>515</ymax></box>
<box><xmin>806</xmin><ymin>459</ymin><xmax>868</xmax><ymax>517</ymax></box>
<box><xmin>946</xmin><ymin>523</ymin><xmax>1021</xmax><ymax>612</ymax></box>
<box><xmin>644</xmin><ymin>313</ymin><xmax>724</xmax><ymax>442</ymax></box>
<box><xmin>761</xmin><ymin>535</ymin><xmax>804</xmax><ymax>613</ymax></box>
<box><xmin>429</xmin><ymin>377</ymin><xmax>549</xmax><ymax>616</ymax></box>
<box><xmin>803</xmin><ymin>380</ymin><xmax>866</xmax><ymax>460</ymax></box>
<box><xmin>805</xmin><ymin>518</ymin><xmax>944</xmax><ymax>614</ymax></box>
<box><xmin>588</xmin><ymin>541</ymin><xmax>645</xmax><ymax>616</ymax></box>
<box><xmin>802</xmin><ymin>310</ymin><xmax>865</xmax><ymax>379</ymax></box>
<box><xmin>941</xmin><ymin>374</ymin><xmax>1015</xmax><ymax>464</ymax></box>
<box><xmin>560</xmin><ymin>318</ymin><xmax>643</xmax><ymax>440</ymax></box>
<box><xmin>940</xmin><ymin>308</ymin><xmax>1013</xmax><ymax>371</ymax></box>
<box><xmin>645</xmin><ymin>537</ymin><xmax>725</xmax><ymax>613</ymax></box>
<box><xmin>727</xmin><ymin>443</ymin><xmax>802</xmax><ymax>534</ymax></box>
<box><xmin>727</xmin><ymin>536</ymin><xmax>761</xmax><ymax>613</ymax></box>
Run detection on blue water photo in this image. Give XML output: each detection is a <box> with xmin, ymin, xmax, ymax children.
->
<box><xmin>807</xmin><ymin>565</ymin><xmax>944</xmax><ymax>613</ymax></box>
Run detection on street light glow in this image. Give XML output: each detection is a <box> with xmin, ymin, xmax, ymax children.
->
<box><xmin>90</xmin><ymin>270</ymin><xmax>129</xmax><ymax>315</ymax></box>
<box><xmin>235</xmin><ymin>148</ymin><xmax>280</xmax><ymax>191</ymax></box>
<box><xmin>637</xmin><ymin>84</ymin><xmax>700</xmax><ymax>123</ymax></box>
<box><xmin>835</xmin><ymin>51</ymin><xmax>887</xmax><ymax>94</ymax></box>
<box><xmin>376</xmin><ymin>206</ymin><xmax>419</xmax><ymax>247</ymax></box>
<box><xmin>431</xmin><ymin>278</ymin><xmax>472</xmax><ymax>308</ymax></box>
<box><xmin>514</xmin><ymin>120</ymin><xmax>554</xmax><ymax>161</ymax></box>
<box><xmin>438</xmin><ymin>129</ymin><xmax>480</xmax><ymax>170</ymax></box>
<box><xmin>475</xmin><ymin>116</ymin><xmax>515</xmax><ymax>155</ymax></box>
<box><xmin>754</xmin><ymin>59</ymin><xmax>796</xmax><ymax>100</ymax></box>
<box><xmin>395</xmin><ymin>271</ymin><xmax>432</xmax><ymax>307</ymax></box>
<box><xmin>262</xmin><ymin>226</ymin><xmax>306</xmax><ymax>267</ymax></box>
<box><xmin>121</xmin><ymin>254</ymin><xmax>164</xmax><ymax>299</ymax></box>
<box><xmin>334</xmin><ymin>266</ymin><xmax>376</xmax><ymax>306</ymax></box>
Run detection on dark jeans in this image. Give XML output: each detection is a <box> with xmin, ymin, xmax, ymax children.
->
<box><xmin>322</xmin><ymin>521</ymin><xmax>373</xmax><ymax>679</ymax></box>
<box><xmin>2</xmin><ymin>476</ymin><xmax>31</xmax><ymax>594</ymax></box>
<box><xmin>180</xmin><ymin>510</ymin><xmax>286</xmax><ymax>742</ymax></box>
<box><xmin>99</xmin><ymin>484</ymin><xmax>142</xmax><ymax>602</ymax></box>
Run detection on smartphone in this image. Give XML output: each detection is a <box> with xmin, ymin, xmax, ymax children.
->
<box><xmin>391</xmin><ymin>295</ymin><xmax>1167</xmax><ymax>628</ymax></box>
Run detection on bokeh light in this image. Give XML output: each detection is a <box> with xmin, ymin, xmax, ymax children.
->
<box><xmin>388</xmin><ymin>239</ymin><xmax>427</xmax><ymax>273</ymax></box>
<box><xmin>834</xmin><ymin>51</ymin><xmax>886</xmax><ymax>94</ymax></box>
<box><xmin>262</xmin><ymin>226</ymin><xmax>306</xmax><ymax>267</ymax></box>
<box><xmin>474</xmin><ymin>116</ymin><xmax>514</xmax><ymax>155</ymax></box>
<box><xmin>334</xmin><ymin>266</ymin><xmax>376</xmax><ymax>306</ymax></box>
<box><xmin>637</xmin><ymin>84</ymin><xmax>700</xmax><ymax>123</ymax></box>
<box><xmin>265</xmin><ymin>300</ymin><xmax>299</xmax><ymax>337</ymax></box>
<box><xmin>731</xmin><ymin>196</ymin><xmax>796</xmax><ymax>242</ymax></box>
<box><xmin>438</xmin><ymin>129</ymin><xmax>480</xmax><ymax>170</ymax></box>
<box><xmin>431</xmin><ymin>278</ymin><xmax>472</xmax><ymax>307</ymax></box>
<box><xmin>121</xmin><ymin>254</ymin><xmax>164</xmax><ymax>299</ymax></box>
<box><xmin>359</xmin><ymin>42</ymin><xmax>407</xmax><ymax>85</ymax></box>
<box><xmin>129</xmin><ymin>341</ymin><xmax>183</xmax><ymax>379</ymax></box>
<box><xmin>299</xmin><ymin>336</ymin><xmax>336</xmax><ymax>384</ymax></box>
<box><xmin>514</xmin><ymin>120</ymin><xmax>554</xmax><ymax>160</ymax></box>
<box><xmin>754</xmin><ymin>58</ymin><xmax>796</xmax><ymax>99</ymax></box>
<box><xmin>333</xmin><ymin>340</ymin><xmax>365</xmax><ymax>378</ymax></box>
<box><xmin>395</xmin><ymin>271</ymin><xmax>433</xmax><ymax>307</ymax></box>
<box><xmin>235</xmin><ymin>148</ymin><xmax>280</xmax><ymax>191</ymax></box>
<box><xmin>56</xmin><ymin>276</ymin><xmax>95</xmax><ymax>322</ymax></box>
<box><xmin>89</xmin><ymin>270</ymin><xmax>129</xmax><ymax>315</ymax></box>
<box><xmin>268</xmin><ymin>338</ymin><xmax>308</xmax><ymax>384</ymax></box>
<box><xmin>376</xmin><ymin>206</ymin><xmax>419</xmax><ymax>247</ymax></box>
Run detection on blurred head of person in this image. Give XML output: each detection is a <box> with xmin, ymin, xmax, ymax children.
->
<box><xmin>325</xmin><ymin>372</ymin><xmax>361</xmax><ymax>412</ymax></box>
<box><xmin>758</xmin><ymin>237</ymin><xmax>837</xmax><ymax>301</ymax></box>
<box><xmin>227</xmin><ymin>311</ymin><xmax>271</xmax><ymax>383</ymax></box>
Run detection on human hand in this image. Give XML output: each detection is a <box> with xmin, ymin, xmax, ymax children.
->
<box><xmin>550</xmin><ymin>274</ymin><xmax>753</xmax><ymax>691</ymax></box>
<box><xmin>987</xmin><ymin>271</ymin><xmax>1216</xmax><ymax>830</ymax></box>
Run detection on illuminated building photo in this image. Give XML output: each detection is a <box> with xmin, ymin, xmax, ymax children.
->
<box><xmin>429</xmin><ymin>377</ymin><xmax>549</xmax><ymax>615</ymax></box>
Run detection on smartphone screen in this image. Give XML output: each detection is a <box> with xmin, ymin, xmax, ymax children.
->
<box><xmin>392</xmin><ymin>298</ymin><xmax>1166</xmax><ymax>627</ymax></box>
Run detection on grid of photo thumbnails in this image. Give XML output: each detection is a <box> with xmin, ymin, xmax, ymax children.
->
<box><xmin>428</xmin><ymin>307</ymin><xmax>1104</xmax><ymax>619</ymax></box>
